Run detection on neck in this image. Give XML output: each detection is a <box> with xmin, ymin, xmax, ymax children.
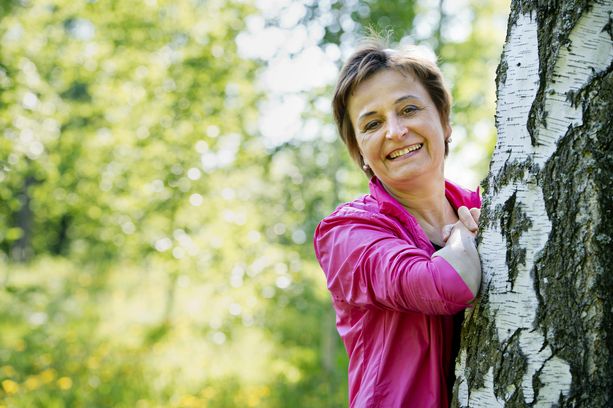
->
<box><xmin>382</xmin><ymin>175</ymin><xmax>457</xmax><ymax>242</ymax></box>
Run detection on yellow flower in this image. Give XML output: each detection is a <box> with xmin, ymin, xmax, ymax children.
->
<box><xmin>0</xmin><ymin>366</ymin><xmax>16</xmax><ymax>377</ymax></box>
<box><xmin>57</xmin><ymin>377</ymin><xmax>73</xmax><ymax>390</ymax></box>
<box><xmin>1</xmin><ymin>379</ymin><xmax>19</xmax><ymax>395</ymax></box>
<box><xmin>178</xmin><ymin>395</ymin><xmax>199</xmax><ymax>407</ymax></box>
<box><xmin>24</xmin><ymin>376</ymin><xmax>41</xmax><ymax>391</ymax></box>
<box><xmin>39</xmin><ymin>368</ymin><xmax>56</xmax><ymax>384</ymax></box>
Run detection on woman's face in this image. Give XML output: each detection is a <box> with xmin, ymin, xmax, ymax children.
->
<box><xmin>348</xmin><ymin>69</ymin><xmax>450</xmax><ymax>189</ymax></box>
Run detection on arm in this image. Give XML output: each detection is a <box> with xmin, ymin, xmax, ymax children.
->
<box><xmin>314</xmin><ymin>212</ymin><xmax>475</xmax><ymax>316</ymax></box>
<box><xmin>437</xmin><ymin>206</ymin><xmax>482</xmax><ymax>296</ymax></box>
<box><xmin>433</xmin><ymin>221</ymin><xmax>481</xmax><ymax>296</ymax></box>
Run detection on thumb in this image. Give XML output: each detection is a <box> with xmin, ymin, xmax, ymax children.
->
<box><xmin>442</xmin><ymin>224</ymin><xmax>454</xmax><ymax>242</ymax></box>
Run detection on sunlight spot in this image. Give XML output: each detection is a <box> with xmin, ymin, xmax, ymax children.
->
<box><xmin>248</xmin><ymin>230</ymin><xmax>261</xmax><ymax>243</ymax></box>
<box><xmin>22</xmin><ymin>91</ymin><xmax>38</xmax><ymax>109</ymax></box>
<box><xmin>172</xmin><ymin>246</ymin><xmax>186</xmax><ymax>259</ymax></box>
<box><xmin>150</xmin><ymin>179</ymin><xmax>165</xmax><ymax>193</ymax></box>
<box><xmin>221</xmin><ymin>188</ymin><xmax>235</xmax><ymax>200</ymax></box>
<box><xmin>195</xmin><ymin>140</ymin><xmax>209</xmax><ymax>153</ymax></box>
<box><xmin>189</xmin><ymin>193</ymin><xmax>203</xmax><ymax>206</ymax></box>
<box><xmin>65</xmin><ymin>18</ymin><xmax>95</xmax><ymax>41</ymax></box>
<box><xmin>259</xmin><ymin>95</ymin><xmax>304</xmax><ymax>146</ymax></box>
<box><xmin>206</xmin><ymin>125</ymin><xmax>220</xmax><ymax>138</ymax></box>
<box><xmin>229</xmin><ymin>303</ymin><xmax>242</xmax><ymax>316</ymax></box>
<box><xmin>442</xmin><ymin>0</ymin><xmax>473</xmax><ymax>43</ymax></box>
<box><xmin>212</xmin><ymin>331</ymin><xmax>226</xmax><ymax>345</ymax></box>
<box><xmin>274</xmin><ymin>262</ymin><xmax>288</xmax><ymax>274</ymax></box>
<box><xmin>155</xmin><ymin>237</ymin><xmax>172</xmax><ymax>252</ymax></box>
<box><xmin>223</xmin><ymin>210</ymin><xmax>235</xmax><ymax>222</ymax></box>
<box><xmin>273</xmin><ymin>223</ymin><xmax>286</xmax><ymax>235</ymax></box>
<box><xmin>242</xmin><ymin>315</ymin><xmax>254</xmax><ymax>327</ymax></box>
<box><xmin>291</xmin><ymin>229</ymin><xmax>306</xmax><ymax>244</ymax></box>
<box><xmin>230</xmin><ymin>274</ymin><xmax>243</xmax><ymax>288</ymax></box>
<box><xmin>26</xmin><ymin>141</ymin><xmax>44</xmax><ymax>159</ymax></box>
<box><xmin>29</xmin><ymin>312</ymin><xmax>47</xmax><ymax>326</ymax></box>
<box><xmin>230</xmin><ymin>264</ymin><xmax>245</xmax><ymax>288</ymax></box>
<box><xmin>187</xmin><ymin>167</ymin><xmax>201</xmax><ymax>180</ymax></box>
<box><xmin>276</xmin><ymin>275</ymin><xmax>291</xmax><ymax>290</ymax></box>
<box><xmin>121</xmin><ymin>221</ymin><xmax>135</xmax><ymax>234</ymax></box>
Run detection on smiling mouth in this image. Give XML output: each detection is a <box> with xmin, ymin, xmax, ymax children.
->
<box><xmin>387</xmin><ymin>144</ymin><xmax>423</xmax><ymax>159</ymax></box>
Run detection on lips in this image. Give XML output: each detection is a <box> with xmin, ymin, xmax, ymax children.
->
<box><xmin>387</xmin><ymin>143</ymin><xmax>423</xmax><ymax>159</ymax></box>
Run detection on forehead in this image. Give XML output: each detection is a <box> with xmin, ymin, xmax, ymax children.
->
<box><xmin>348</xmin><ymin>68</ymin><xmax>427</xmax><ymax>120</ymax></box>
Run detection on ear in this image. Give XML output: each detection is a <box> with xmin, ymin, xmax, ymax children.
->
<box><xmin>444</xmin><ymin>123</ymin><xmax>452</xmax><ymax>141</ymax></box>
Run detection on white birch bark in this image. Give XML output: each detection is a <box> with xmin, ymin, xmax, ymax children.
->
<box><xmin>454</xmin><ymin>1</ymin><xmax>613</xmax><ymax>406</ymax></box>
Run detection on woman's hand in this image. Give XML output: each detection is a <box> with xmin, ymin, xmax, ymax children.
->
<box><xmin>433</xmin><ymin>209</ymin><xmax>482</xmax><ymax>297</ymax></box>
<box><xmin>442</xmin><ymin>206</ymin><xmax>480</xmax><ymax>242</ymax></box>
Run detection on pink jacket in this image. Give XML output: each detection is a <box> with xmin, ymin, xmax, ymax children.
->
<box><xmin>314</xmin><ymin>177</ymin><xmax>481</xmax><ymax>408</ymax></box>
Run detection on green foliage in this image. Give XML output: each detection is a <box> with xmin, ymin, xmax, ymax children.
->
<box><xmin>0</xmin><ymin>0</ymin><xmax>507</xmax><ymax>406</ymax></box>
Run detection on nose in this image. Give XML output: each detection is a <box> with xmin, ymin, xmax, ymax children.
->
<box><xmin>386</xmin><ymin>114</ymin><xmax>407</xmax><ymax>140</ymax></box>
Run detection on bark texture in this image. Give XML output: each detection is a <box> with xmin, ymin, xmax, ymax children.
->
<box><xmin>453</xmin><ymin>1</ymin><xmax>612</xmax><ymax>407</ymax></box>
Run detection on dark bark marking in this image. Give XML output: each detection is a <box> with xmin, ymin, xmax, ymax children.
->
<box><xmin>452</xmin><ymin>291</ymin><xmax>500</xmax><ymax>404</ymax></box>
<box><xmin>526</xmin><ymin>0</ymin><xmax>591</xmax><ymax>147</ymax></box>
<box><xmin>499</xmin><ymin>192</ymin><xmax>532</xmax><ymax>290</ymax></box>
<box><xmin>497</xmin><ymin>59</ymin><xmax>509</xmax><ymax>86</ymax></box>
<box><xmin>493</xmin><ymin>329</ymin><xmax>529</xmax><ymax>404</ymax></box>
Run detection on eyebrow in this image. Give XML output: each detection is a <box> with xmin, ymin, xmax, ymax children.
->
<box><xmin>356</xmin><ymin>94</ymin><xmax>421</xmax><ymax>123</ymax></box>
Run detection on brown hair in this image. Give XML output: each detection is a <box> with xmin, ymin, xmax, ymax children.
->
<box><xmin>332</xmin><ymin>40</ymin><xmax>452</xmax><ymax>178</ymax></box>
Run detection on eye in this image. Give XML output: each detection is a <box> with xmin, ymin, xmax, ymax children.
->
<box><xmin>401</xmin><ymin>105</ymin><xmax>419</xmax><ymax>115</ymax></box>
<box><xmin>363</xmin><ymin>120</ymin><xmax>380</xmax><ymax>132</ymax></box>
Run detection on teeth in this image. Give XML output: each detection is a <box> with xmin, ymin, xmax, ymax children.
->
<box><xmin>389</xmin><ymin>144</ymin><xmax>422</xmax><ymax>159</ymax></box>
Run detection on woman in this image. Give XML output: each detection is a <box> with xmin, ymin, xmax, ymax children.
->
<box><xmin>313</xmin><ymin>42</ymin><xmax>482</xmax><ymax>408</ymax></box>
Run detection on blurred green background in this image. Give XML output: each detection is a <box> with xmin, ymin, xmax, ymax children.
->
<box><xmin>0</xmin><ymin>0</ymin><xmax>507</xmax><ymax>406</ymax></box>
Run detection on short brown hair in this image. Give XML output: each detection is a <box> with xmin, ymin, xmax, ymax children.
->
<box><xmin>332</xmin><ymin>41</ymin><xmax>452</xmax><ymax>178</ymax></box>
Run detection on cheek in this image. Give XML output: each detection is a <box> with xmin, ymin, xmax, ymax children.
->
<box><xmin>357</xmin><ymin>136</ymin><xmax>372</xmax><ymax>153</ymax></box>
<box><xmin>361</xmin><ymin>140</ymin><xmax>381</xmax><ymax>162</ymax></box>
<box><xmin>360</xmin><ymin>130</ymin><xmax>383</xmax><ymax>148</ymax></box>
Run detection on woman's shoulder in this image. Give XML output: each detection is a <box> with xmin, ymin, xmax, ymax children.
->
<box><xmin>313</xmin><ymin>193</ymin><xmax>403</xmax><ymax>267</ymax></box>
<box><xmin>319</xmin><ymin>193</ymin><xmax>382</xmax><ymax>224</ymax></box>
<box><xmin>313</xmin><ymin>192</ymin><xmax>400</xmax><ymax>251</ymax></box>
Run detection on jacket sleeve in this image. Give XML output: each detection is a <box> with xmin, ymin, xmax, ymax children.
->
<box><xmin>314</xmin><ymin>210</ymin><xmax>475</xmax><ymax>316</ymax></box>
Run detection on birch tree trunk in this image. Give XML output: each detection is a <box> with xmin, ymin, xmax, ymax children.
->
<box><xmin>453</xmin><ymin>1</ymin><xmax>612</xmax><ymax>407</ymax></box>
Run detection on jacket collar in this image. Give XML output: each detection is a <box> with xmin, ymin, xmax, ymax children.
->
<box><xmin>368</xmin><ymin>176</ymin><xmax>480</xmax><ymax>222</ymax></box>
<box><xmin>369</xmin><ymin>177</ymin><xmax>414</xmax><ymax>224</ymax></box>
<box><xmin>368</xmin><ymin>177</ymin><xmax>428</xmax><ymax>248</ymax></box>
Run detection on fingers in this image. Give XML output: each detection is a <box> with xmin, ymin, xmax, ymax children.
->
<box><xmin>458</xmin><ymin>206</ymin><xmax>478</xmax><ymax>233</ymax></box>
<box><xmin>442</xmin><ymin>207</ymin><xmax>481</xmax><ymax>243</ymax></box>
<box><xmin>442</xmin><ymin>224</ymin><xmax>454</xmax><ymax>242</ymax></box>
<box><xmin>469</xmin><ymin>207</ymin><xmax>480</xmax><ymax>224</ymax></box>
<box><xmin>443</xmin><ymin>220</ymin><xmax>477</xmax><ymax>249</ymax></box>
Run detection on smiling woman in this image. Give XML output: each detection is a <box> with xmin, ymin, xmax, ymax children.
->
<box><xmin>313</xmin><ymin>41</ymin><xmax>483</xmax><ymax>407</ymax></box>
<box><xmin>349</xmin><ymin>69</ymin><xmax>449</xmax><ymax>195</ymax></box>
